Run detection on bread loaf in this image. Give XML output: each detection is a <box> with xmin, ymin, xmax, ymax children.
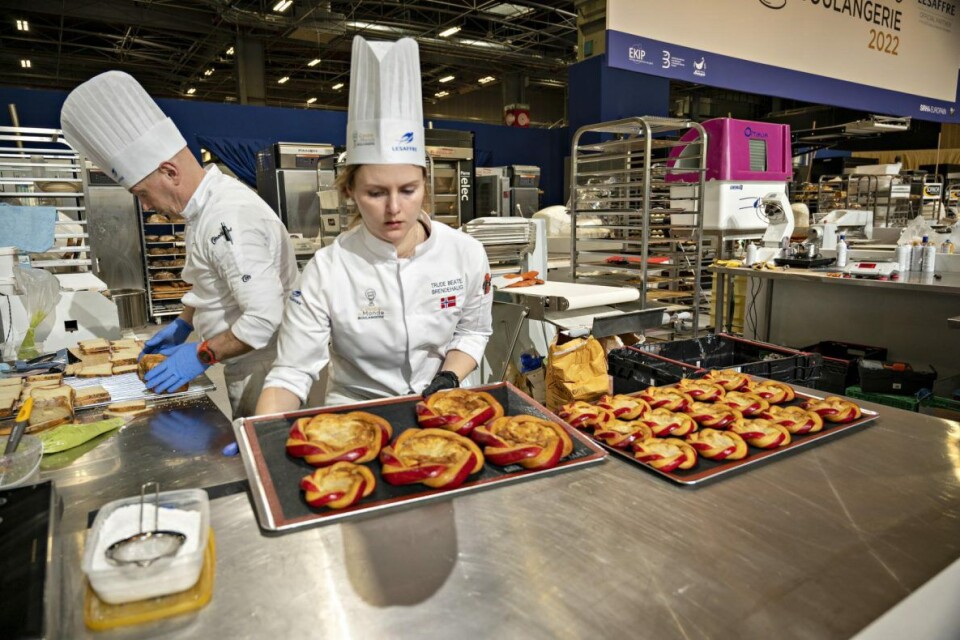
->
<box><xmin>138</xmin><ymin>354</ymin><xmax>188</xmax><ymax>394</ymax></box>
<box><xmin>29</xmin><ymin>386</ymin><xmax>75</xmax><ymax>429</ymax></box>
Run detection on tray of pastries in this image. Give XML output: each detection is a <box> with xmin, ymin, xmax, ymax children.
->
<box><xmin>558</xmin><ymin>372</ymin><xmax>878</xmax><ymax>486</ymax></box>
<box><xmin>235</xmin><ymin>382</ymin><xmax>606</xmax><ymax>532</ymax></box>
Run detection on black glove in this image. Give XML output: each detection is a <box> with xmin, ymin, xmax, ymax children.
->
<box><xmin>422</xmin><ymin>370</ymin><xmax>460</xmax><ymax>398</ymax></box>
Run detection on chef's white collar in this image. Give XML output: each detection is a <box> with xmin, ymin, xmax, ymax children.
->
<box><xmin>358</xmin><ymin>212</ymin><xmax>434</xmax><ymax>260</ymax></box>
<box><xmin>179</xmin><ymin>164</ymin><xmax>221</xmax><ymax>222</ymax></box>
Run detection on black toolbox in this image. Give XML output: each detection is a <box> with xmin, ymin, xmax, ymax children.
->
<box><xmin>609</xmin><ymin>333</ymin><xmax>822</xmax><ymax>394</ymax></box>
<box><xmin>800</xmin><ymin>341</ymin><xmax>888</xmax><ymax>394</ymax></box>
<box><xmin>858</xmin><ymin>360</ymin><xmax>937</xmax><ymax>395</ymax></box>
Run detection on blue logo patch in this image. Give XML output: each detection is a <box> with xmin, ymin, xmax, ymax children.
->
<box><xmin>399</xmin><ymin>131</ymin><xmax>414</xmax><ymax>144</ymax></box>
<box><xmin>289</xmin><ymin>290</ymin><xmax>302</xmax><ymax>306</ymax></box>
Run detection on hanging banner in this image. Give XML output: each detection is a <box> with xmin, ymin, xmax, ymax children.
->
<box><xmin>606</xmin><ymin>0</ymin><xmax>960</xmax><ymax>123</ymax></box>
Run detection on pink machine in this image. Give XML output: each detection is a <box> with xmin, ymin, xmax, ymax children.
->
<box><xmin>669</xmin><ymin>118</ymin><xmax>794</xmax><ymax>234</ymax></box>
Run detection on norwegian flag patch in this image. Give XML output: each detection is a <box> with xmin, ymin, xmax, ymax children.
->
<box><xmin>440</xmin><ymin>295</ymin><xmax>457</xmax><ymax>309</ymax></box>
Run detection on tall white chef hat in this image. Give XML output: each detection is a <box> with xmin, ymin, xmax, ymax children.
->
<box><xmin>345</xmin><ymin>36</ymin><xmax>425</xmax><ymax>167</ymax></box>
<box><xmin>60</xmin><ymin>71</ymin><xmax>187</xmax><ymax>190</ymax></box>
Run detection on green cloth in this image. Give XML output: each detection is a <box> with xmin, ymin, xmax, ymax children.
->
<box><xmin>39</xmin><ymin>418</ymin><xmax>125</xmax><ymax>454</ymax></box>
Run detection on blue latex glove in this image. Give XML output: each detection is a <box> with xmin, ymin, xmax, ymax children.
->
<box><xmin>141</xmin><ymin>318</ymin><xmax>193</xmax><ymax>358</ymax></box>
<box><xmin>143</xmin><ymin>341</ymin><xmax>209</xmax><ymax>394</ymax></box>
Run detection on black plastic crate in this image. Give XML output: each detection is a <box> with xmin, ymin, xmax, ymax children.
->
<box><xmin>858</xmin><ymin>360</ymin><xmax>937</xmax><ymax>396</ymax></box>
<box><xmin>608</xmin><ymin>348</ymin><xmax>704</xmax><ymax>394</ymax></box>
<box><xmin>800</xmin><ymin>341</ymin><xmax>888</xmax><ymax>394</ymax></box>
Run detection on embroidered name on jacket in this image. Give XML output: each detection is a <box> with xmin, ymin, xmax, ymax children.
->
<box><xmin>431</xmin><ymin>277</ymin><xmax>464</xmax><ymax>295</ymax></box>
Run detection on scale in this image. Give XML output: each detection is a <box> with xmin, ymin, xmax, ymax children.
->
<box><xmin>841</xmin><ymin>260</ymin><xmax>900</xmax><ymax>279</ymax></box>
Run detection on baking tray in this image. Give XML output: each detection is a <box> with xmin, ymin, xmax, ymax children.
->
<box><xmin>234</xmin><ymin>382</ymin><xmax>607</xmax><ymax>533</ymax></box>
<box><xmin>587</xmin><ymin>384</ymin><xmax>879</xmax><ymax>487</ymax></box>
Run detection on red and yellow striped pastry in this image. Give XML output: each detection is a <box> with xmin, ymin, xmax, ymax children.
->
<box><xmin>702</xmin><ymin>369</ymin><xmax>754</xmax><ymax>392</ymax></box>
<box><xmin>632</xmin><ymin>437</ymin><xmax>698</xmax><ymax>472</ymax></box>
<box><xmin>472</xmin><ymin>415</ymin><xmax>573</xmax><ymax>470</ymax></box>
<box><xmin>685</xmin><ymin>401</ymin><xmax>743</xmax><ymax>429</ymax></box>
<box><xmin>730</xmin><ymin>417</ymin><xmax>791</xmax><ymax>449</ymax></box>
<box><xmin>592</xmin><ymin>418</ymin><xmax>654</xmax><ymax>449</ymax></box>
<box><xmin>596</xmin><ymin>394</ymin><xmax>651</xmax><ymax>420</ymax></box>
<box><xmin>380</xmin><ymin>428</ymin><xmax>485</xmax><ymax>489</ymax></box>
<box><xmin>636</xmin><ymin>386</ymin><xmax>694</xmax><ymax>412</ymax></box>
<box><xmin>640</xmin><ymin>408</ymin><xmax>698</xmax><ymax>437</ymax></box>
<box><xmin>299</xmin><ymin>462</ymin><xmax>376</xmax><ymax>509</ymax></box>
<box><xmin>719</xmin><ymin>391</ymin><xmax>770</xmax><ymax>417</ymax></box>
<box><xmin>676</xmin><ymin>378</ymin><xmax>727</xmax><ymax>402</ymax></box>
<box><xmin>415</xmin><ymin>389</ymin><xmax>504</xmax><ymax>436</ymax></box>
<box><xmin>686</xmin><ymin>428</ymin><xmax>749</xmax><ymax>461</ymax></box>
<box><xmin>762</xmin><ymin>405</ymin><xmax>824</xmax><ymax>435</ymax></box>
<box><xmin>752</xmin><ymin>380</ymin><xmax>796</xmax><ymax>404</ymax></box>
<box><xmin>558</xmin><ymin>401</ymin><xmax>609</xmax><ymax>429</ymax></box>
<box><xmin>286</xmin><ymin>411</ymin><xmax>392</xmax><ymax>467</ymax></box>
<box><xmin>802</xmin><ymin>396</ymin><xmax>862</xmax><ymax>423</ymax></box>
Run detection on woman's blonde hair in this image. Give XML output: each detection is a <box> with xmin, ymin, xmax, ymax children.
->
<box><xmin>335</xmin><ymin>164</ymin><xmax>430</xmax><ymax>229</ymax></box>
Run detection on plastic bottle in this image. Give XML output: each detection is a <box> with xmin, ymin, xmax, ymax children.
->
<box><xmin>941</xmin><ymin>236</ymin><xmax>955</xmax><ymax>254</ymax></box>
<box><xmin>910</xmin><ymin>239</ymin><xmax>924</xmax><ymax>271</ymax></box>
<box><xmin>836</xmin><ymin>234</ymin><xmax>848</xmax><ymax>268</ymax></box>
<box><xmin>744</xmin><ymin>242</ymin><xmax>758</xmax><ymax>266</ymax></box>
<box><xmin>895</xmin><ymin>244</ymin><xmax>911</xmax><ymax>272</ymax></box>
<box><xmin>922</xmin><ymin>236</ymin><xmax>936</xmax><ymax>273</ymax></box>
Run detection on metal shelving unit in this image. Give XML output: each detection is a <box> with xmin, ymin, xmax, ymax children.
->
<box><xmin>0</xmin><ymin>126</ymin><xmax>92</xmax><ymax>272</ymax></box>
<box><xmin>139</xmin><ymin>206</ymin><xmax>190</xmax><ymax>320</ymax></box>
<box><xmin>570</xmin><ymin>116</ymin><xmax>707</xmax><ymax>338</ymax></box>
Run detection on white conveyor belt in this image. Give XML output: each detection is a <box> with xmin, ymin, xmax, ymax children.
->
<box><xmin>494</xmin><ymin>280</ymin><xmax>639</xmax><ymax>310</ymax></box>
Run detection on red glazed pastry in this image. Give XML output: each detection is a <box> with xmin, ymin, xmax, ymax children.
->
<box><xmin>592</xmin><ymin>417</ymin><xmax>654</xmax><ymax>449</ymax></box>
<box><xmin>720</xmin><ymin>391</ymin><xmax>770</xmax><ymax>417</ymax></box>
<box><xmin>473</xmin><ymin>415</ymin><xmax>573</xmax><ymax>470</ymax></box>
<box><xmin>762</xmin><ymin>405</ymin><xmax>824</xmax><ymax>435</ymax></box>
<box><xmin>415</xmin><ymin>389</ymin><xmax>504</xmax><ymax>436</ymax></box>
<box><xmin>702</xmin><ymin>369</ymin><xmax>754</xmax><ymax>392</ymax></box>
<box><xmin>686</xmin><ymin>428</ymin><xmax>749</xmax><ymax>461</ymax></box>
<box><xmin>300</xmin><ymin>462</ymin><xmax>376</xmax><ymax>509</ymax></box>
<box><xmin>730</xmin><ymin>418</ymin><xmax>791</xmax><ymax>449</ymax></box>
<box><xmin>640</xmin><ymin>408</ymin><xmax>698</xmax><ymax>437</ymax></box>
<box><xmin>637</xmin><ymin>386</ymin><xmax>694</xmax><ymax>412</ymax></box>
<box><xmin>380</xmin><ymin>428</ymin><xmax>484</xmax><ymax>489</ymax></box>
<box><xmin>676</xmin><ymin>378</ymin><xmax>727</xmax><ymax>402</ymax></box>
<box><xmin>558</xmin><ymin>401</ymin><xmax>609</xmax><ymax>429</ymax></box>
<box><xmin>752</xmin><ymin>380</ymin><xmax>796</xmax><ymax>404</ymax></box>
<box><xmin>632</xmin><ymin>437</ymin><xmax>698</xmax><ymax>472</ymax></box>
<box><xmin>684</xmin><ymin>401</ymin><xmax>743</xmax><ymax>429</ymax></box>
<box><xmin>802</xmin><ymin>396</ymin><xmax>862</xmax><ymax>423</ymax></box>
<box><xmin>286</xmin><ymin>411</ymin><xmax>392</xmax><ymax>467</ymax></box>
<box><xmin>596</xmin><ymin>394</ymin><xmax>651</xmax><ymax>420</ymax></box>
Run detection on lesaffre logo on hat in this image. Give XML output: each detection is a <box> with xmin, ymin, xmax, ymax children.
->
<box><xmin>393</xmin><ymin>131</ymin><xmax>417</xmax><ymax>153</ymax></box>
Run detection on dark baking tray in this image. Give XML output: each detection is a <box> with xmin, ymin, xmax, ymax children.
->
<box><xmin>235</xmin><ymin>382</ymin><xmax>607</xmax><ymax>532</ymax></box>
<box><xmin>587</xmin><ymin>382</ymin><xmax>878</xmax><ymax>487</ymax></box>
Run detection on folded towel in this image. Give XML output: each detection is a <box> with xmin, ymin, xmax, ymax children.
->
<box><xmin>0</xmin><ymin>205</ymin><xmax>57</xmax><ymax>253</ymax></box>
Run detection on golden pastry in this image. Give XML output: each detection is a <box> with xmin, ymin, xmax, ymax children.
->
<box><xmin>636</xmin><ymin>386</ymin><xmax>693</xmax><ymax>412</ymax></box>
<box><xmin>719</xmin><ymin>391</ymin><xmax>770</xmax><ymax>417</ymax></box>
<box><xmin>632</xmin><ymin>437</ymin><xmax>698</xmax><ymax>472</ymax></box>
<box><xmin>415</xmin><ymin>389</ymin><xmax>504</xmax><ymax>436</ymax></box>
<box><xmin>640</xmin><ymin>408</ymin><xmax>698</xmax><ymax>437</ymax></box>
<box><xmin>686</xmin><ymin>428</ymin><xmax>749</xmax><ymax>461</ymax></box>
<box><xmin>558</xmin><ymin>401</ymin><xmax>610</xmax><ymax>429</ymax></box>
<box><xmin>685</xmin><ymin>401</ymin><xmax>742</xmax><ymax>429</ymax></box>
<box><xmin>702</xmin><ymin>370</ymin><xmax>754</xmax><ymax>392</ymax></box>
<box><xmin>730</xmin><ymin>417</ymin><xmax>791</xmax><ymax>449</ymax></box>
<box><xmin>752</xmin><ymin>380</ymin><xmax>796</xmax><ymax>404</ymax></box>
<box><xmin>592</xmin><ymin>417</ymin><xmax>653</xmax><ymax>449</ymax></box>
<box><xmin>802</xmin><ymin>396</ymin><xmax>862</xmax><ymax>423</ymax></box>
<box><xmin>300</xmin><ymin>462</ymin><xmax>376</xmax><ymax>509</ymax></box>
<box><xmin>762</xmin><ymin>405</ymin><xmax>824</xmax><ymax>435</ymax></box>
<box><xmin>473</xmin><ymin>415</ymin><xmax>573</xmax><ymax>470</ymax></box>
<box><xmin>596</xmin><ymin>394</ymin><xmax>650</xmax><ymax>420</ymax></box>
<box><xmin>380</xmin><ymin>428</ymin><xmax>484</xmax><ymax>489</ymax></box>
<box><xmin>676</xmin><ymin>378</ymin><xmax>726</xmax><ymax>402</ymax></box>
<box><xmin>286</xmin><ymin>411</ymin><xmax>392</xmax><ymax>466</ymax></box>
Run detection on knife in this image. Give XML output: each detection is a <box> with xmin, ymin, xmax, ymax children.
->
<box><xmin>4</xmin><ymin>397</ymin><xmax>34</xmax><ymax>455</ymax></box>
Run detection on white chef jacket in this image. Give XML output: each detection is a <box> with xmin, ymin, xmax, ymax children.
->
<box><xmin>263</xmin><ymin>218</ymin><xmax>493</xmax><ymax>405</ymax></box>
<box><xmin>180</xmin><ymin>164</ymin><xmax>298</xmax><ymax>368</ymax></box>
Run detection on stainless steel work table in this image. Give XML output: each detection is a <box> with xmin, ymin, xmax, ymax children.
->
<box><xmin>45</xmin><ymin>392</ymin><xmax>960</xmax><ymax>639</ymax></box>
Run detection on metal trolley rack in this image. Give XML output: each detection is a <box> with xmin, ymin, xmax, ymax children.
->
<box><xmin>570</xmin><ymin>117</ymin><xmax>707</xmax><ymax>338</ymax></box>
<box><xmin>139</xmin><ymin>203</ymin><xmax>189</xmax><ymax>321</ymax></box>
<box><xmin>0</xmin><ymin>126</ymin><xmax>92</xmax><ymax>272</ymax></box>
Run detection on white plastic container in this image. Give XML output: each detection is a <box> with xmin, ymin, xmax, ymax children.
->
<box><xmin>82</xmin><ymin>488</ymin><xmax>209</xmax><ymax>604</ymax></box>
<box><xmin>744</xmin><ymin>242</ymin><xmax>758</xmax><ymax>266</ymax></box>
<box><xmin>836</xmin><ymin>235</ymin><xmax>848</xmax><ymax>268</ymax></box>
<box><xmin>895</xmin><ymin>244</ymin><xmax>911</xmax><ymax>272</ymax></box>
<box><xmin>922</xmin><ymin>243</ymin><xmax>937</xmax><ymax>273</ymax></box>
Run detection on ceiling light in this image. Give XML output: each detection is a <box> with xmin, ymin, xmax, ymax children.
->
<box><xmin>204</xmin><ymin>68</ymin><xmax>214</xmax><ymax>77</ymax></box>
<box><xmin>332</xmin><ymin>82</ymin><xmax>344</xmax><ymax>90</ymax></box>
<box><xmin>272</xmin><ymin>0</ymin><xmax>293</xmax><ymax>13</ymax></box>
<box><xmin>186</xmin><ymin>87</ymin><xmax>196</xmax><ymax>95</ymax></box>
<box><xmin>20</xmin><ymin>59</ymin><xmax>31</xmax><ymax>69</ymax></box>
<box><xmin>439</xmin><ymin>26</ymin><xmax>461</xmax><ymax>38</ymax></box>
<box><xmin>439</xmin><ymin>75</ymin><xmax>455</xmax><ymax>84</ymax></box>
<box><xmin>16</xmin><ymin>20</ymin><xmax>29</xmax><ymax>32</ymax></box>
<box><xmin>435</xmin><ymin>90</ymin><xmax>449</xmax><ymax>98</ymax></box>
<box><xmin>483</xmin><ymin>3</ymin><xmax>534</xmax><ymax>19</ymax></box>
<box><xmin>226</xmin><ymin>46</ymin><xmax>234</xmax><ymax>55</ymax></box>
<box><xmin>307</xmin><ymin>58</ymin><xmax>321</xmax><ymax>67</ymax></box>
<box><xmin>306</xmin><ymin>97</ymin><xmax>317</xmax><ymax>104</ymax></box>
<box><xmin>478</xmin><ymin>76</ymin><xmax>496</xmax><ymax>84</ymax></box>
<box><xmin>278</xmin><ymin>76</ymin><xmax>290</xmax><ymax>84</ymax></box>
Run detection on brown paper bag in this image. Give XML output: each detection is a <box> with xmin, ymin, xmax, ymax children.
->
<box><xmin>545</xmin><ymin>334</ymin><xmax>610</xmax><ymax>411</ymax></box>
